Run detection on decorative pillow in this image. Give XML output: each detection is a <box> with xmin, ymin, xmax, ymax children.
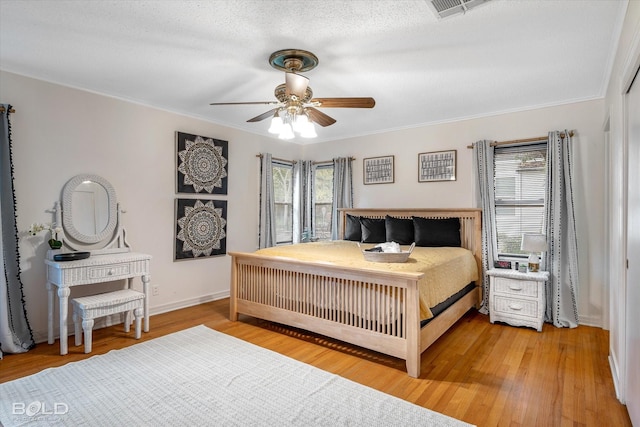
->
<box><xmin>360</xmin><ymin>217</ymin><xmax>386</xmax><ymax>243</ymax></box>
<box><xmin>385</xmin><ymin>215</ymin><xmax>414</xmax><ymax>245</ymax></box>
<box><xmin>344</xmin><ymin>214</ymin><xmax>362</xmax><ymax>241</ymax></box>
<box><xmin>413</xmin><ymin>216</ymin><xmax>461</xmax><ymax>247</ymax></box>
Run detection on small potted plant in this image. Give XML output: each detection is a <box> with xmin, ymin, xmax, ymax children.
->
<box><xmin>28</xmin><ymin>223</ymin><xmax>63</xmax><ymax>249</ymax></box>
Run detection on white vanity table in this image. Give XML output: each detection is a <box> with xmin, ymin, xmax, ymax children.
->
<box><xmin>45</xmin><ymin>174</ymin><xmax>152</xmax><ymax>355</ymax></box>
<box><xmin>46</xmin><ymin>252</ymin><xmax>151</xmax><ymax>355</ymax></box>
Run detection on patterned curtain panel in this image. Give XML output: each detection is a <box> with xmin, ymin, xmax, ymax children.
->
<box><xmin>258</xmin><ymin>153</ymin><xmax>276</xmax><ymax>249</ymax></box>
<box><xmin>330</xmin><ymin>157</ymin><xmax>353</xmax><ymax>240</ymax></box>
<box><xmin>472</xmin><ymin>140</ymin><xmax>498</xmax><ymax>314</ymax></box>
<box><xmin>292</xmin><ymin>160</ymin><xmax>313</xmax><ymax>244</ymax></box>
<box><xmin>544</xmin><ymin>131</ymin><xmax>579</xmax><ymax>327</ymax></box>
<box><xmin>0</xmin><ymin>104</ymin><xmax>34</xmax><ymax>357</ymax></box>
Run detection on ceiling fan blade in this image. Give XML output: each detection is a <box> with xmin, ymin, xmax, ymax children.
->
<box><xmin>306</xmin><ymin>107</ymin><xmax>336</xmax><ymax>127</ymax></box>
<box><xmin>209</xmin><ymin>101</ymin><xmax>278</xmax><ymax>106</ymax></box>
<box><xmin>310</xmin><ymin>98</ymin><xmax>376</xmax><ymax>108</ymax></box>
<box><xmin>285</xmin><ymin>72</ymin><xmax>309</xmax><ymax>98</ymax></box>
<box><xmin>247</xmin><ymin>108</ymin><xmax>279</xmax><ymax>122</ymax></box>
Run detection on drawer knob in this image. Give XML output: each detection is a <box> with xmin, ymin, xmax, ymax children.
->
<box><xmin>108</xmin><ymin>270</ymin><xmax>114</xmax><ymax>275</ymax></box>
<box><xmin>509</xmin><ymin>303</ymin><xmax>523</xmax><ymax>311</ymax></box>
<box><xmin>508</xmin><ymin>285</ymin><xmax>523</xmax><ymax>291</ymax></box>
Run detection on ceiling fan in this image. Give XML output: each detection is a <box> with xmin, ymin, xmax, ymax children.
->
<box><xmin>209</xmin><ymin>49</ymin><xmax>375</xmax><ymax>139</ymax></box>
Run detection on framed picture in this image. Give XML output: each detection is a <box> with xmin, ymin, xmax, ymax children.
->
<box><xmin>176</xmin><ymin>131</ymin><xmax>228</xmax><ymax>194</ymax></box>
<box><xmin>363</xmin><ymin>155</ymin><xmax>394</xmax><ymax>185</ymax></box>
<box><xmin>494</xmin><ymin>260</ymin><xmax>512</xmax><ymax>269</ymax></box>
<box><xmin>174</xmin><ymin>198</ymin><xmax>227</xmax><ymax>260</ymax></box>
<box><xmin>418</xmin><ymin>150</ymin><xmax>456</xmax><ymax>182</ymax></box>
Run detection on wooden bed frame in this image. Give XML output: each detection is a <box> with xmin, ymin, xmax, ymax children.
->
<box><xmin>229</xmin><ymin>208</ymin><xmax>482</xmax><ymax>378</ymax></box>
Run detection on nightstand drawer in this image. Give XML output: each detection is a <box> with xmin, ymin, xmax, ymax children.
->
<box><xmin>493</xmin><ymin>295</ymin><xmax>539</xmax><ymax>318</ymax></box>
<box><xmin>493</xmin><ymin>277</ymin><xmax>539</xmax><ymax>298</ymax></box>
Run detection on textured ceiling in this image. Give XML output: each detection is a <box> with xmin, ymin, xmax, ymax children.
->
<box><xmin>0</xmin><ymin>0</ymin><xmax>627</xmax><ymax>144</ymax></box>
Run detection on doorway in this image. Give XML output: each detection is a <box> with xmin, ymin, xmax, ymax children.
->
<box><xmin>625</xmin><ymin>62</ymin><xmax>640</xmax><ymax>426</ymax></box>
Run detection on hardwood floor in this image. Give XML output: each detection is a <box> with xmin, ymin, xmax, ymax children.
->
<box><xmin>1</xmin><ymin>299</ymin><xmax>631</xmax><ymax>427</ymax></box>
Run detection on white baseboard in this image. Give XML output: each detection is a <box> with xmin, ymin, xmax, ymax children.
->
<box><xmin>578</xmin><ymin>314</ymin><xmax>602</xmax><ymax>328</ymax></box>
<box><xmin>31</xmin><ymin>291</ymin><xmax>230</xmax><ymax>345</ymax></box>
<box><xmin>609</xmin><ymin>353</ymin><xmax>625</xmax><ymax>403</ymax></box>
<box><xmin>149</xmin><ymin>290</ymin><xmax>229</xmax><ymax>316</ymax></box>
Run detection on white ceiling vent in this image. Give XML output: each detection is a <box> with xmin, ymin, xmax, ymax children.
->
<box><xmin>426</xmin><ymin>0</ymin><xmax>491</xmax><ymax>19</ymax></box>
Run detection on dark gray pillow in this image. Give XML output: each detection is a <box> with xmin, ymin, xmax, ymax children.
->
<box><xmin>385</xmin><ymin>215</ymin><xmax>414</xmax><ymax>245</ymax></box>
<box><xmin>360</xmin><ymin>217</ymin><xmax>386</xmax><ymax>243</ymax></box>
<box><xmin>344</xmin><ymin>214</ymin><xmax>362</xmax><ymax>241</ymax></box>
<box><xmin>413</xmin><ymin>217</ymin><xmax>461</xmax><ymax>247</ymax></box>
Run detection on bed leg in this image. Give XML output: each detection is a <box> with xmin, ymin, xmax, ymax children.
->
<box><xmin>405</xmin><ymin>335</ymin><xmax>421</xmax><ymax>378</ymax></box>
<box><xmin>229</xmin><ymin>258</ymin><xmax>238</xmax><ymax>321</ymax></box>
<box><xmin>406</xmin><ymin>360</ymin><xmax>420</xmax><ymax>379</ymax></box>
<box><xmin>229</xmin><ymin>292</ymin><xmax>238</xmax><ymax>321</ymax></box>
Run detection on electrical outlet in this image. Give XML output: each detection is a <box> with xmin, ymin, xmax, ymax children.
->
<box><xmin>152</xmin><ymin>285</ymin><xmax>160</xmax><ymax>296</ymax></box>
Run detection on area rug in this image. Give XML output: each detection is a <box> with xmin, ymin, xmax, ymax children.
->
<box><xmin>0</xmin><ymin>325</ymin><xmax>472</xmax><ymax>426</ymax></box>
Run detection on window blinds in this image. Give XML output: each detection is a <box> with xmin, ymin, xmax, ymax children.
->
<box><xmin>494</xmin><ymin>142</ymin><xmax>547</xmax><ymax>256</ymax></box>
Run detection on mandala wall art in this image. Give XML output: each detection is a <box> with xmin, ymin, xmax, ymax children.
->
<box><xmin>176</xmin><ymin>132</ymin><xmax>228</xmax><ymax>194</ymax></box>
<box><xmin>174</xmin><ymin>198</ymin><xmax>227</xmax><ymax>260</ymax></box>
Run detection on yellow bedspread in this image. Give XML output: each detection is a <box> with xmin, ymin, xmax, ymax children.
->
<box><xmin>255</xmin><ymin>240</ymin><xmax>479</xmax><ymax>320</ymax></box>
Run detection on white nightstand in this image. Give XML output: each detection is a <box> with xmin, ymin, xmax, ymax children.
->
<box><xmin>488</xmin><ymin>268</ymin><xmax>549</xmax><ymax>332</ymax></box>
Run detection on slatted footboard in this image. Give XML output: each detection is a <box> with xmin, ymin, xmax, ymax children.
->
<box><xmin>229</xmin><ymin>252</ymin><xmax>425</xmax><ymax>377</ymax></box>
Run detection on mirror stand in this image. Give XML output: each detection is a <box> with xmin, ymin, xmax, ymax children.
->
<box><xmin>50</xmin><ymin>201</ymin><xmax>130</xmax><ymax>256</ymax></box>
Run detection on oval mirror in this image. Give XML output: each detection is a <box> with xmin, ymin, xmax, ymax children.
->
<box><xmin>62</xmin><ymin>174</ymin><xmax>117</xmax><ymax>244</ymax></box>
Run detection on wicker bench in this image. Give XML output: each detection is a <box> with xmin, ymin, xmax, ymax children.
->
<box><xmin>71</xmin><ymin>289</ymin><xmax>145</xmax><ymax>353</ymax></box>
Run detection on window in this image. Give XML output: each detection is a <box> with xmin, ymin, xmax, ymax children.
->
<box><xmin>265</xmin><ymin>159</ymin><xmax>336</xmax><ymax>245</ymax></box>
<box><xmin>272</xmin><ymin>160</ymin><xmax>293</xmax><ymax>244</ymax></box>
<box><xmin>494</xmin><ymin>142</ymin><xmax>547</xmax><ymax>257</ymax></box>
<box><xmin>313</xmin><ymin>163</ymin><xmax>334</xmax><ymax>240</ymax></box>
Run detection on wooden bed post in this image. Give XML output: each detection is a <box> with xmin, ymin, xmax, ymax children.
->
<box><xmin>405</xmin><ymin>280</ymin><xmax>421</xmax><ymax>378</ymax></box>
<box><xmin>229</xmin><ymin>256</ymin><xmax>238</xmax><ymax>321</ymax></box>
<box><xmin>473</xmin><ymin>209</ymin><xmax>483</xmax><ymax>308</ymax></box>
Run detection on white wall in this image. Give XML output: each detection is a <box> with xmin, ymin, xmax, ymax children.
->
<box><xmin>303</xmin><ymin>100</ymin><xmax>606</xmax><ymax>326</ymax></box>
<box><xmin>1</xmin><ymin>71</ymin><xmax>302</xmax><ymax>343</ymax></box>
<box><xmin>1</xmin><ymin>68</ymin><xmax>610</xmax><ymax>343</ymax></box>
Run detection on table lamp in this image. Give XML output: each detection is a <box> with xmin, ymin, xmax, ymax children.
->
<box><xmin>521</xmin><ymin>233</ymin><xmax>547</xmax><ymax>272</ymax></box>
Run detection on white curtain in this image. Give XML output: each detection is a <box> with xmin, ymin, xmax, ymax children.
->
<box><xmin>472</xmin><ymin>140</ymin><xmax>498</xmax><ymax>314</ymax></box>
<box><xmin>258</xmin><ymin>153</ymin><xmax>276</xmax><ymax>248</ymax></box>
<box><xmin>330</xmin><ymin>157</ymin><xmax>353</xmax><ymax>240</ymax></box>
<box><xmin>293</xmin><ymin>160</ymin><xmax>313</xmax><ymax>244</ymax></box>
<box><xmin>0</xmin><ymin>104</ymin><xmax>34</xmax><ymax>357</ymax></box>
<box><xmin>544</xmin><ymin>131</ymin><xmax>579</xmax><ymax>327</ymax></box>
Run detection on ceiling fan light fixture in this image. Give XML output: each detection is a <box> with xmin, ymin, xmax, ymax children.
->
<box><xmin>272</xmin><ymin>109</ymin><xmax>317</xmax><ymax>140</ymax></box>
<box><xmin>300</xmin><ymin>121</ymin><xmax>317</xmax><ymax>139</ymax></box>
<box><xmin>292</xmin><ymin>113</ymin><xmax>308</xmax><ymax>133</ymax></box>
<box><xmin>278</xmin><ymin>122</ymin><xmax>295</xmax><ymax>140</ymax></box>
<box><xmin>268</xmin><ymin>112</ymin><xmax>283</xmax><ymax>134</ymax></box>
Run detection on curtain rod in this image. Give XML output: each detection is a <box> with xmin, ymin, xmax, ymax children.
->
<box><xmin>255</xmin><ymin>154</ymin><xmax>297</xmax><ymax>164</ymax></box>
<box><xmin>313</xmin><ymin>157</ymin><xmax>355</xmax><ymax>165</ymax></box>
<box><xmin>0</xmin><ymin>107</ymin><xmax>15</xmax><ymax>114</ymax></box>
<box><xmin>256</xmin><ymin>155</ymin><xmax>355</xmax><ymax>164</ymax></box>
<box><xmin>466</xmin><ymin>131</ymin><xmax>575</xmax><ymax>149</ymax></box>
